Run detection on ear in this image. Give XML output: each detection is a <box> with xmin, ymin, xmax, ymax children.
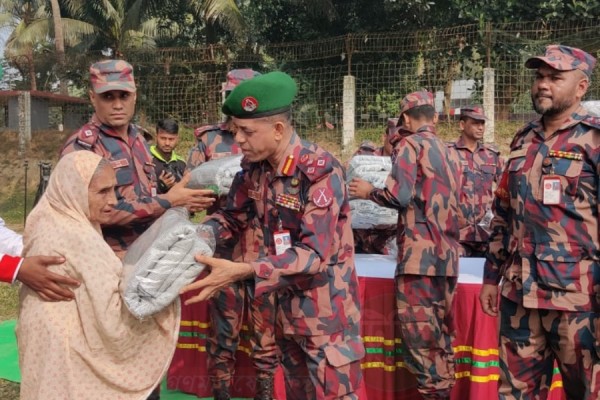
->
<box><xmin>576</xmin><ymin>77</ymin><xmax>589</xmax><ymax>100</ymax></box>
<box><xmin>459</xmin><ymin>119</ymin><xmax>465</xmax><ymax>131</ymax></box>
<box><xmin>273</xmin><ymin>120</ymin><xmax>285</xmax><ymax>140</ymax></box>
<box><xmin>432</xmin><ymin>113</ymin><xmax>439</xmax><ymax>125</ymax></box>
<box><xmin>402</xmin><ymin>113</ymin><xmax>410</xmax><ymax>128</ymax></box>
<box><xmin>88</xmin><ymin>89</ymin><xmax>96</xmax><ymax>104</ymax></box>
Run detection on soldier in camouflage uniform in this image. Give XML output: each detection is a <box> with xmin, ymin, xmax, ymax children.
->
<box><xmin>186</xmin><ymin>69</ymin><xmax>281</xmax><ymax>400</ymax></box>
<box><xmin>182</xmin><ymin>71</ymin><xmax>365</xmax><ymax>400</ymax></box>
<box><xmin>480</xmin><ymin>45</ymin><xmax>600</xmax><ymax>399</ymax></box>
<box><xmin>61</xmin><ymin>60</ymin><xmax>214</xmax><ymax>260</ymax></box>
<box><xmin>447</xmin><ymin>106</ymin><xmax>505</xmax><ymax>257</ymax></box>
<box><xmin>350</xmin><ymin>118</ymin><xmax>398</xmax><ymax>254</ymax></box>
<box><xmin>357</xmin><ymin>91</ymin><xmax>462</xmax><ymax>399</ymax></box>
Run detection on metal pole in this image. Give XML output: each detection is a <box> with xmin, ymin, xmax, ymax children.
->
<box><xmin>23</xmin><ymin>159</ymin><xmax>28</xmax><ymax>225</ymax></box>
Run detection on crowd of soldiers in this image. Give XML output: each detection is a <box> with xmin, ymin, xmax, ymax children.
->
<box><xmin>2</xmin><ymin>43</ymin><xmax>600</xmax><ymax>400</ymax></box>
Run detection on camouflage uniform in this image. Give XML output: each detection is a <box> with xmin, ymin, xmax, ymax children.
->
<box><xmin>370</xmin><ymin>92</ymin><xmax>462</xmax><ymax>399</ymax></box>
<box><xmin>350</xmin><ymin>140</ymin><xmax>396</xmax><ymax>255</ymax></box>
<box><xmin>204</xmin><ymin>132</ymin><xmax>365</xmax><ymax>399</ymax></box>
<box><xmin>186</xmin><ymin>123</ymin><xmax>240</xmax><ymax>171</ymax></box>
<box><xmin>484</xmin><ymin>45</ymin><xmax>600</xmax><ymax>399</ymax></box>
<box><xmin>448</xmin><ymin>136</ymin><xmax>504</xmax><ymax>256</ymax></box>
<box><xmin>186</xmin><ymin>121</ymin><xmax>281</xmax><ymax>396</ymax></box>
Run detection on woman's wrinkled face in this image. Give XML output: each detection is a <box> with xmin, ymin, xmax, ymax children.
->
<box><xmin>88</xmin><ymin>163</ymin><xmax>117</xmax><ymax>225</ymax></box>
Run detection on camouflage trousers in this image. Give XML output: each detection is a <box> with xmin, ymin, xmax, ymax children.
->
<box><xmin>396</xmin><ymin>275</ymin><xmax>458</xmax><ymax>400</ymax></box>
<box><xmin>207</xmin><ymin>281</ymin><xmax>279</xmax><ymax>385</ymax></box>
<box><xmin>277</xmin><ymin>323</ymin><xmax>364</xmax><ymax>400</ymax></box>
<box><xmin>498</xmin><ymin>297</ymin><xmax>600</xmax><ymax>400</ymax></box>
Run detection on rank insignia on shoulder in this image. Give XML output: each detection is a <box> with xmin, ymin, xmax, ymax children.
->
<box><xmin>300</xmin><ymin>154</ymin><xmax>309</xmax><ymax>164</ymax></box>
<box><xmin>84</xmin><ymin>129</ymin><xmax>94</xmax><ymax>137</ymax></box>
<box><xmin>316</xmin><ymin>158</ymin><xmax>326</xmax><ymax>167</ymax></box>
<box><xmin>312</xmin><ymin>188</ymin><xmax>333</xmax><ymax>208</ymax></box>
<box><xmin>276</xmin><ymin>193</ymin><xmax>301</xmax><ymax>211</ymax></box>
<box><xmin>281</xmin><ymin>154</ymin><xmax>296</xmax><ymax>176</ymax></box>
<box><xmin>307</xmin><ymin>167</ymin><xmax>315</xmax><ymax>174</ymax></box>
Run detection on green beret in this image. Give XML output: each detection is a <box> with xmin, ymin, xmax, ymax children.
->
<box><xmin>222</xmin><ymin>71</ymin><xmax>297</xmax><ymax>118</ymax></box>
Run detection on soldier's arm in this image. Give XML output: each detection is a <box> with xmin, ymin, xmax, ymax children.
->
<box><xmin>483</xmin><ymin>169</ymin><xmax>511</xmax><ymax>285</ymax></box>
<box><xmin>369</xmin><ymin>140</ymin><xmax>418</xmax><ymax>209</ymax></box>
<box><xmin>202</xmin><ymin>171</ymin><xmax>253</xmax><ymax>247</ymax></box>
<box><xmin>186</xmin><ymin>138</ymin><xmax>208</xmax><ymax>171</ymax></box>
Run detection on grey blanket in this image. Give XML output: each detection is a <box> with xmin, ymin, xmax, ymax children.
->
<box><xmin>188</xmin><ymin>154</ymin><xmax>243</xmax><ymax>195</ymax></box>
<box><xmin>122</xmin><ymin>208</ymin><xmax>214</xmax><ymax>319</ymax></box>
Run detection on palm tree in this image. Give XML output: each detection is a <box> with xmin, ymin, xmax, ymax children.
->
<box><xmin>0</xmin><ymin>0</ymin><xmax>93</xmax><ymax>91</ymax></box>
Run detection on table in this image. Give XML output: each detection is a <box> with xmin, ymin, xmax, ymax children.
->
<box><xmin>167</xmin><ymin>255</ymin><xmax>566</xmax><ymax>399</ymax></box>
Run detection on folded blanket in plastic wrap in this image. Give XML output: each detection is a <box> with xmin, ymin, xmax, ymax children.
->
<box><xmin>346</xmin><ymin>155</ymin><xmax>392</xmax><ymax>188</ymax></box>
<box><xmin>346</xmin><ymin>155</ymin><xmax>398</xmax><ymax>229</ymax></box>
<box><xmin>188</xmin><ymin>154</ymin><xmax>243</xmax><ymax>195</ymax></box>
<box><xmin>121</xmin><ymin>207</ymin><xmax>215</xmax><ymax>319</ymax></box>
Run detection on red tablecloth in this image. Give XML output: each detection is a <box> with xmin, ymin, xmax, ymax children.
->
<box><xmin>168</xmin><ymin>277</ymin><xmax>566</xmax><ymax>399</ymax></box>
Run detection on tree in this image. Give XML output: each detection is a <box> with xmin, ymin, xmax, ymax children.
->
<box><xmin>0</xmin><ymin>0</ymin><xmax>94</xmax><ymax>91</ymax></box>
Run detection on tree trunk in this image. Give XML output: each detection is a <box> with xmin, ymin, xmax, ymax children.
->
<box><xmin>50</xmin><ymin>0</ymin><xmax>67</xmax><ymax>95</ymax></box>
<box><xmin>27</xmin><ymin>49</ymin><xmax>36</xmax><ymax>91</ymax></box>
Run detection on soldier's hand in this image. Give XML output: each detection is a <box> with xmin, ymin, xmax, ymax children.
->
<box><xmin>180</xmin><ymin>254</ymin><xmax>254</xmax><ymax>305</ymax></box>
<box><xmin>159</xmin><ymin>170</ymin><xmax>176</xmax><ymax>188</ymax></box>
<box><xmin>17</xmin><ymin>255</ymin><xmax>81</xmax><ymax>301</ymax></box>
<box><xmin>165</xmin><ymin>173</ymin><xmax>216</xmax><ymax>212</ymax></box>
<box><xmin>479</xmin><ymin>283</ymin><xmax>499</xmax><ymax>317</ymax></box>
<box><xmin>348</xmin><ymin>178</ymin><xmax>374</xmax><ymax>199</ymax></box>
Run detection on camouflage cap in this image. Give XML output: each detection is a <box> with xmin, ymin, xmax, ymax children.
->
<box><xmin>222</xmin><ymin>71</ymin><xmax>297</xmax><ymax>119</ymax></box>
<box><xmin>525</xmin><ymin>45</ymin><xmax>596</xmax><ymax>78</ymax></box>
<box><xmin>397</xmin><ymin>90</ymin><xmax>434</xmax><ymax>125</ymax></box>
<box><xmin>223</xmin><ymin>69</ymin><xmax>262</xmax><ymax>92</ymax></box>
<box><xmin>460</xmin><ymin>105</ymin><xmax>487</xmax><ymax>121</ymax></box>
<box><xmin>90</xmin><ymin>60</ymin><xmax>136</xmax><ymax>94</ymax></box>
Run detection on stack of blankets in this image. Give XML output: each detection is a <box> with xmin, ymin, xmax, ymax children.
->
<box><xmin>346</xmin><ymin>155</ymin><xmax>398</xmax><ymax>229</ymax></box>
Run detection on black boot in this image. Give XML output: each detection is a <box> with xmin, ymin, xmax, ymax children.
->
<box><xmin>254</xmin><ymin>374</ymin><xmax>274</xmax><ymax>400</ymax></box>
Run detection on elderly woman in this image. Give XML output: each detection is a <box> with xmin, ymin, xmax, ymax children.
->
<box><xmin>17</xmin><ymin>151</ymin><xmax>180</xmax><ymax>400</ymax></box>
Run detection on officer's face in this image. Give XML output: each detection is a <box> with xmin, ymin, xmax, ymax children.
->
<box><xmin>460</xmin><ymin>117</ymin><xmax>485</xmax><ymax>141</ymax></box>
<box><xmin>231</xmin><ymin>117</ymin><xmax>283</xmax><ymax>162</ymax></box>
<box><xmin>88</xmin><ymin>163</ymin><xmax>117</xmax><ymax>225</ymax></box>
<box><xmin>156</xmin><ymin>130</ymin><xmax>179</xmax><ymax>154</ymax></box>
<box><xmin>89</xmin><ymin>89</ymin><xmax>137</xmax><ymax>132</ymax></box>
<box><xmin>531</xmin><ymin>65</ymin><xmax>588</xmax><ymax>116</ymax></box>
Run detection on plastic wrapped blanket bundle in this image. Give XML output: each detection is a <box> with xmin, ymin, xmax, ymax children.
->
<box><xmin>188</xmin><ymin>154</ymin><xmax>243</xmax><ymax>195</ymax></box>
<box><xmin>121</xmin><ymin>207</ymin><xmax>215</xmax><ymax>319</ymax></box>
<box><xmin>346</xmin><ymin>155</ymin><xmax>398</xmax><ymax>229</ymax></box>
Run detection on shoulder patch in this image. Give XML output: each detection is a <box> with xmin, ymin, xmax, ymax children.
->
<box><xmin>75</xmin><ymin>124</ymin><xmax>100</xmax><ymax>149</ymax></box>
<box><xmin>194</xmin><ymin>124</ymin><xmax>222</xmax><ymax>139</ymax></box>
<box><xmin>296</xmin><ymin>149</ymin><xmax>333</xmax><ymax>182</ymax></box>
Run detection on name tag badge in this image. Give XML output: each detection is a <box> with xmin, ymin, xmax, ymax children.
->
<box><xmin>151</xmin><ymin>186</ymin><xmax>157</xmax><ymax>197</ymax></box>
<box><xmin>542</xmin><ymin>176</ymin><xmax>561</xmax><ymax>205</ymax></box>
<box><xmin>273</xmin><ymin>230</ymin><xmax>291</xmax><ymax>255</ymax></box>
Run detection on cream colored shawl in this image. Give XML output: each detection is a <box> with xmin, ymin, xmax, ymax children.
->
<box><xmin>17</xmin><ymin>151</ymin><xmax>180</xmax><ymax>400</ymax></box>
